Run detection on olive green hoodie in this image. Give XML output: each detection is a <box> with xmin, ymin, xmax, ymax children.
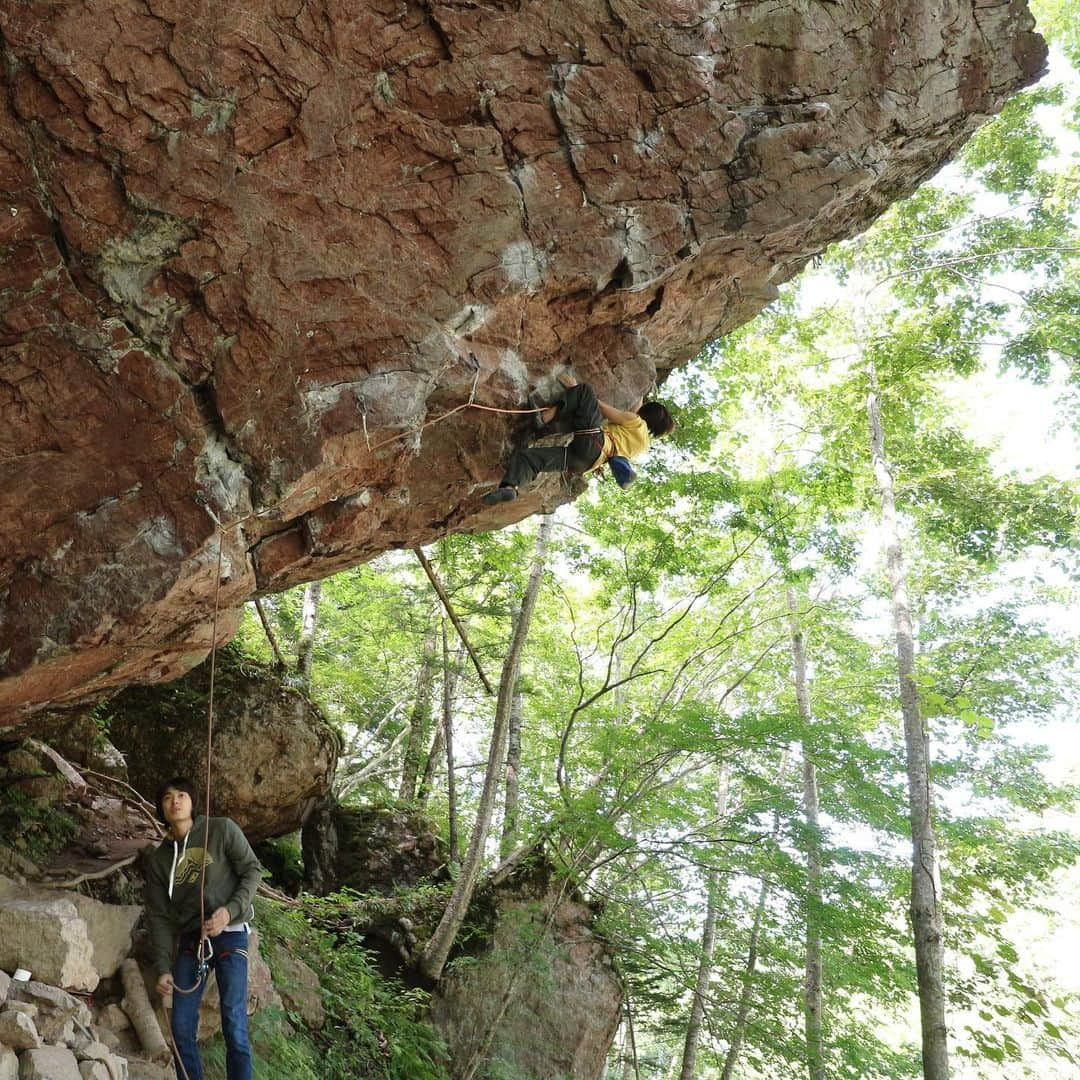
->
<box><xmin>144</xmin><ymin>815</ymin><xmax>262</xmax><ymax>975</ymax></box>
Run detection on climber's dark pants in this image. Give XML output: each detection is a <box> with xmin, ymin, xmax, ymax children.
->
<box><xmin>502</xmin><ymin>383</ymin><xmax>604</xmax><ymax>488</ymax></box>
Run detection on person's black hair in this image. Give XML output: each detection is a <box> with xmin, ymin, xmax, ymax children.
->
<box><xmin>639</xmin><ymin>401</ymin><xmax>674</xmax><ymax>437</ymax></box>
<box><xmin>155</xmin><ymin>776</ymin><xmax>199</xmax><ymax>823</ymax></box>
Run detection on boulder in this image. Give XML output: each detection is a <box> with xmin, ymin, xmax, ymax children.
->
<box><xmin>16</xmin><ymin>1047</ymin><xmax>82</xmax><ymax>1080</ymax></box>
<box><xmin>96</xmin><ymin>1006</ymin><xmax>130</xmax><ymax>1034</ymax></box>
<box><xmin>124</xmin><ymin>1062</ymin><xmax>172</xmax><ymax>1080</ymax></box>
<box><xmin>19</xmin><ymin>983</ymin><xmax>92</xmax><ymax>1044</ymax></box>
<box><xmin>0</xmin><ymin>0</ymin><xmax>1047</xmax><ymax>727</ymax></box>
<box><xmin>0</xmin><ymin>1046</ymin><xmax>16</xmax><ymax>1080</ymax></box>
<box><xmin>0</xmin><ymin>882</ymin><xmax>141</xmax><ymax>983</ymax></box>
<box><xmin>2</xmin><ymin>745</ymin><xmax>65</xmax><ymax>805</ymax></box>
<box><xmin>77</xmin><ymin>1065</ymin><xmax>111</xmax><ymax>1080</ymax></box>
<box><xmin>0</xmin><ymin>969</ymin><xmax>9</xmax><ymax>1004</ymax></box>
<box><xmin>21</xmin><ymin>984</ymin><xmax>92</xmax><ymax>1029</ymax></box>
<box><xmin>302</xmin><ymin>804</ymin><xmax>445</xmax><ymax>896</ymax></box>
<box><xmin>264</xmin><ymin>948</ymin><xmax>324</xmax><ymax>1030</ymax></box>
<box><xmin>430</xmin><ymin>854</ymin><xmax>622</xmax><ymax>1080</ymax></box>
<box><xmin>105</xmin><ymin>652</ymin><xmax>337</xmax><ymax>841</ymax></box>
<box><xmin>71</xmin><ymin>1043</ymin><xmax>111</xmax><ymax>1065</ymax></box>
<box><xmin>64</xmin><ymin>899</ymin><xmax>141</xmax><ymax>981</ymax></box>
<box><xmin>0</xmin><ymin>1008</ymin><xmax>41</xmax><ymax>1051</ymax></box>
<box><xmin>0</xmin><ymin>902</ymin><xmax>97</xmax><ymax>992</ymax></box>
<box><xmin>2</xmin><ymin>1004</ymin><xmax>37</xmax><ymax>1019</ymax></box>
<box><xmin>88</xmin><ymin>1028</ymin><xmax>120</xmax><ymax>1053</ymax></box>
<box><xmin>26</xmin><ymin>714</ymin><xmax>129</xmax><ymax>784</ymax></box>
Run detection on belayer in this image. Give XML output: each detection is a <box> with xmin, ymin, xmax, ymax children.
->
<box><xmin>145</xmin><ymin>776</ymin><xmax>262</xmax><ymax>1080</ymax></box>
<box><xmin>482</xmin><ymin>370</ymin><xmax>674</xmax><ymax>505</ymax></box>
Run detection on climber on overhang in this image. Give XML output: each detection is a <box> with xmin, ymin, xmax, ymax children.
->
<box><xmin>482</xmin><ymin>369</ymin><xmax>675</xmax><ymax>506</ymax></box>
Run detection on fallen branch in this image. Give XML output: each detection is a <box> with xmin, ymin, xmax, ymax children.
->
<box><xmin>26</xmin><ymin>739</ymin><xmax>87</xmax><ymax>790</ymax></box>
<box><xmin>121</xmin><ymin>958</ymin><xmax>170</xmax><ymax>1062</ymax></box>
<box><xmin>81</xmin><ymin>769</ymin><xmax>164</xmax><ymax>837</ymax></box>
<box><xmin>257</xmin><ymin>881</ymin><xmax>301</xmax><ymax>907</ymax></box>
<box><xmin>40</xmin><ymin>854</ymin><xmax>140</xmax><ymax>890</ymax></box>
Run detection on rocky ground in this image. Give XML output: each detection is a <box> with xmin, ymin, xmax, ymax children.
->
<box><xmin>0</xmin><ymin>728</ymin><xmax>622</xmax><ymax>1079</ymax></box>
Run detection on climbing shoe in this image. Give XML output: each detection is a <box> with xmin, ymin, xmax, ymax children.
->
<box><xmin>483</xmin><ymin>486</ymin><xmax>519</xmax><ymax>506</ymax></box>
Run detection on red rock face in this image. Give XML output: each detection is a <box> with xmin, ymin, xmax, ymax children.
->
<box><xmin>0</xmin><ymin>1</ymin><xmax>1045</xmax><ymax>723</ymax></box>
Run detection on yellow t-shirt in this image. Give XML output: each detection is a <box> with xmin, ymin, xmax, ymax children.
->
<box><xmin>585</xmin><ymin>416</ymin><xmax>651</xmax><ymax>473</ymax></box>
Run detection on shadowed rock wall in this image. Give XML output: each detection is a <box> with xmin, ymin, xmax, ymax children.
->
<box><xmin>0</xmin><ymin>1</ymin><xmax>1045</xmax><ymax>724</ymax></box>
<box><xmin>429</xmin><ymin>858</ymin><xmax>622</xmax><ymax>1080</ymax></box>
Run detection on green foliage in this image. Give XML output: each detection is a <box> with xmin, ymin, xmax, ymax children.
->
<box><xmin>207</xmin><ymin>897</ymin><xmax>452</xmax><ymax>1080</ymax></box>
<box><xmin>0</xmin><ymin>790</ymin><xmax>77</xmax><ymax>862</ymax></box>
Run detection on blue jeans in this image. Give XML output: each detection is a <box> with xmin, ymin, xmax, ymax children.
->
<box><xmin>170</xmin><ymin>930</ymin><xmax>252</xmax><ymax>1080</ymax></box>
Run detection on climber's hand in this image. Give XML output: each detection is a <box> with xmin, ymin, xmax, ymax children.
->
<box><xmin>156</xmin><ymin>972</ymin><xmax>175</xmax><ymax>997</ymax></box>
<box><xmin>203</xmin><ymin>906</ymin><xmax>231</xmax><ymax>937</ymax></box>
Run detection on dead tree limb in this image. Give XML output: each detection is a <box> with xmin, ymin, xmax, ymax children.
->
<box><xmin>253</xmin><ymin>598</ymin><xmax>289</xmax><ymax>671</ymax></box>
<box><xmin>414</xmin><ymin>547</ymin><xmax>494</xmax><ymax>695</ymax></box>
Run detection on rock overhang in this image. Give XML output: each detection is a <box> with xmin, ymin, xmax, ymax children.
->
<box><xmin>0</xmin><ymin>0</ymin><xmax>1047</xmax><ymax>724</ymax></box>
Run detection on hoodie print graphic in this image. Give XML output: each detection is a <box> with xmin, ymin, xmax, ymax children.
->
<box><xmin>173</xmin><ymin>846</ymin><xmax>214</xmax><ymax>888</ymax></box>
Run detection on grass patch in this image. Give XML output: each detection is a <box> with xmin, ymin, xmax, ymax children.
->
<box><xmin>198</xmin><ymin>897</ymin><xmax>449</xmax><ymax>1080</ymax></box>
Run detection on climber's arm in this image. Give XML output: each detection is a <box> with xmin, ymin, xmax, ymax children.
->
<box><xmin>598</xmin><ymin>400</ymin><xmax>642</xmax><ymax>426</ymax></box>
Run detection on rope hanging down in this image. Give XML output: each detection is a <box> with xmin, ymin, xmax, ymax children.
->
<box><xmin>157</xmin><ymin>390</ymin><xmax>557</xmax><ymax>1080</ymax></box>
<box><xmin>163</xmin><ymin>528</ymin><xmax>224</xmax><ymax>1080</ymax></box>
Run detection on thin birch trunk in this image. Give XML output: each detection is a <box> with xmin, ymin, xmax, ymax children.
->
<box><xmin>787</xmin><ymin>587</ymin><xmax>825</xmax><ymax>1080</ymax></box>
<box><xmin>296</xmin><ymin>579</ymin><xmax>322</xmax><ymax>691</ymax></box>
<box><xmin>719</xmin><ymin>873</ymin><xmax>768</xmax><ymax>1080</ymax></box>
<box><xmin>720</xmin><ymin>752</ymin><xmax>789</xmax><ymax>1080</ymax></box>
<box><xmin>418</xmin><ymin>640</ymin><xmax>463</xmax><ymax>810</ymax></box>
<box><xmin>678</xmin><ymin>762</ymin><xmax>731</xmax><ymax>1080</ymax></box>
<box><xmin>419</xmin><ymin>516</ymin><xmax>553</xmax><ymax>980</ymax></box>
<box><xmin>867</xmin><ymin>366</ymin><xmax>949</xmax><ymax>1079</ymax></box>
<box><xmin>399</xmin><ymin>623</ymin><xmax>438</xmax><ymax>802</ymax></box>
<box><xmin>440</xmin><ymin>617</ymin><xmax>460</xmax><ymax>862</ymax></box>
<box><xmin>500</xmin><ymin>686</ymin><xmax>524</xmax><ymax>857</ymax></box>
<box><xmin>418</xmin><ymin>713</ymin><xmax>446</xmax><ymax>811</ymax></box>
<box><xmin>253</xmin><ymin>598</ymin><xmax>288</xmax><ymax>670</ymax></box>
<box><xmin>622</xmin><ymin>1000</ymin><xmax>640</xmax><ymax>1080</ymax></box>
<box><xmin>617</xmin><ymin>1020</ymin><xmax>633</xmax><ymax>1080</ymax></box>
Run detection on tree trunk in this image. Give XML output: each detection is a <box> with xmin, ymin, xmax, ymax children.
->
<box><xmin>500</xmin><ymin>685</ymin><xmax>524</xmax><ymax>857</ymax></box>
<box><xmin>719</xmin><ymin>873</ymin><xmax>768</xmax><ymax>1080</ymax></box>
<box><xmin>622</xmin><ymin>1001</ymin><xmax>640</xmax><ymax>1080</ymax></box>
<box><xmin>720</xmin><ymin>752</ymin><xmax>789</xmax><ymax>1080</ymax></box>
<box><xmin>440</xmin><ymin>617</ymin><xmax>460</xmax><ymax>862</ymax></box>
<box><xmin>787</xmin><ymin>588</ymin><xmax>825</xmax><ymax>1080</ymax></box>
<box><xmin>296</xmin><ymin>579</ymin><xmax>322</xmax><ymax>691</ymax></box>
<box><xmin>399</xmin><ymin>623</ymin><xmax>438</xmax><ymax>802</ymax></box>
<box><xmin>301</xmin><ymin>794</ymin><xmax>339</xmax><ymax>895</ymax></box>
<box><xmin>121</xmin><ymin>958</ymin><xmax>170</xmax><ymax>1062</ymax></box>
<box><xmin>419</xmin><ymin>516</ymin><xmax>552</xmax><ymax>981</ymax></box>
<box><xmin>253</xmin><ymin>597</ymin><xmax>289</xmax><ymax>671</ymax></box>
<box><xmin>867</xmin><ymin>367</ymin><xmax>949</xmax><ymax>1079</ymax></box>
<box><xmin>678</xmin><ymin>762</ymin><xmax>731</xmax><ymax>1080</ymax></box>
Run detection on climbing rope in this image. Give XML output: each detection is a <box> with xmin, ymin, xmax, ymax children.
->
<box><xmin>163</xmin><ymin>528</ymin><xmax>225</xmax><ymax>1080</ymax></box>
<box><xmin>153</xmin><ymin>383</ymin><xmax>583</xmax><ymax>1076</ymax></box>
